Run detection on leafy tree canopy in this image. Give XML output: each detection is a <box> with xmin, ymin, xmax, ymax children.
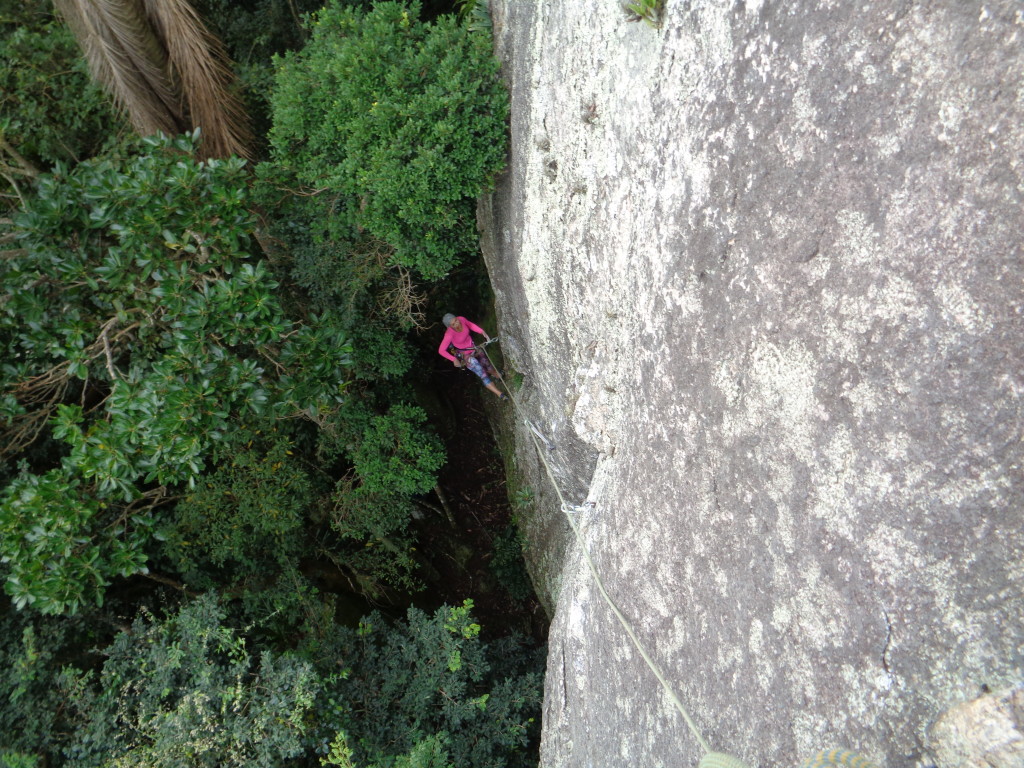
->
<box><xmin>160</xmin><ymin>424</ymin><xmax>315</xmax><ymax>585</ymax></box>
<box><xmin>319</xmin><ymin>599</ymin><xmax>543</xmax><ymax>768</ymax></box>
<box><xmin>0</xmin><ymin>5</ymin><xmax>543</xmax><ymax>766</ymax></box>
<box><xmin>268</xmin><ymin>0</ymin><xmax>509</xmax><ymax>280</ymax></box>
<box><xmin>0</xmin><ymin>133</ymin><xmax>351</xmax><ymax>615</ymax></box>
<box><xmin>0</xmin><ymin>593</ymin><xmax>542</xmax><ymax>768</ymax></box>
<box><xmin>60</xmin><ymin>594</ymin><xmax>320</xmax><ymax>768</ymax></box>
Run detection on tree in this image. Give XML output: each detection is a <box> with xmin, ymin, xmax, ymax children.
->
<box><xmin>60</xmin><ymin>595</ymin><xmax>320</xmax><ymax>768</ymax></box>
<box><xmin>0</xmin><ymin>3</ymin><xmax>545</xmax><ymax>764</ymax></box>
<box><xmin>158</xmin><ymin>425</ymin><xmax>316</xmax><ymax>592</ymax></box>
<box><xmin>0</xmin><ymin>608</ymin><xmax>79</xmax><ymax>764</ymax></box>
<box><xmin>317</xmin><ymin>600</ymin><xmax>544</xmax><ymax>768</ymax></box>
<box><xmin>268</xmin><ymin>0</ymin><xmax>509</xmax><ymax>280</ymax></box>
<box><xmin>191</xmin><ymin>0</ymin><xmax>363</xmax><ymax>148</ymax></box>
<box><xmin>9</xmin><ymin>594</ymin><xmax>543</xmax><ymax>768</ymax></box>
<box><xmin>0</xmin><ymin>134</ymin><xmax>351</xmax><ymax>614</ymax></box>
<box><xmin>52</xmin><ymin>0</ymin><xmax>252</xmax><ymax>159</ymax></box>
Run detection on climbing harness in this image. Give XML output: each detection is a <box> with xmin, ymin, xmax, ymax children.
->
<box><xmin>477</xmin><ymin>340</ymin><xmax>880</xmax><ymax>768</ymax></box>
<box><xmin>449</xmin><ymin>336</ymin><xmax>499</xmax><ymax>367</ymax></box>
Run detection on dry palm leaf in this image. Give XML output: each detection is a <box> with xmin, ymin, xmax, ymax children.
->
<box><xmin>53</xmin><ymin>0</ymin><xmax>182</xmax><ymax>137</ymax></box>
<box><xmin>141</xmin><ymin>0</ymin><xmax>252</xmax><ymax>159</ymax></box>
<box><xmin>53</xmin><ymin>0</ymin><xmax>251</xmax><ymax>159</ymax></box>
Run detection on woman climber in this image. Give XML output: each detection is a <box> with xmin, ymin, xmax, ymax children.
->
<box><xmin>438</xmin><ymin>313</ymin><xmax>508</xmax><ymax>401</ymax></box>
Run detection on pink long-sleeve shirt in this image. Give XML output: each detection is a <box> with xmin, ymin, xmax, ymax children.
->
<box><xmin>438</xmin><ymin>316</ymin><xmax>486</xmax><ymax>362</ymax></box>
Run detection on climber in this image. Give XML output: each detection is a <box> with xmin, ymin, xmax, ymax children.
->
<box><xmin>438</xmin><ymin>313</ymin><xmax>507</xmax><ymax>401</ymax></box>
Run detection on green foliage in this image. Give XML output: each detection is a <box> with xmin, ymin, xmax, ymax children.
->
<box><xmin>319</xmin><ymin>600</ymin><xmax>543</xmax><ymax>768</ymax></box>
<box><xmin>286</xmin><ymin>226</ymin><xmax>385</xmax><ymax>317</ymax></box>
<box><xmin>0</xmin><ymin>469</ymin><xmax>148</xmax><ymax>613</ymax></box>
<box><xmin>0</xmin><ymin>753</ymin><xmax>39</xmax><ymax>768</ymax></box>
<box><xmin>0</xmin><ymin>134</ymin><xmax>351</xmax><ymax>614</ymax></box>
<box><xmin>287</xmin><ymin>393</ymin><xmax>442</xmax><ymax>593</ymax></box>
<box><xmin>193</xmin><ymin>0</ymin><xmax>336</xmax><ymax>69</ymax></box>
<box><xmin>269</xmin><ymin>0</ymin><xmax>509</xmax><ymax>280</ymax></box>
<box><xmin>455</xmin><ymin>0</ymin><xmax>492</xmax><ymax>33</ymax></box>
<box><xmin>162</xmin><ymin>427</ymin><xmax>314</xmax><ymax>582</ymax></box>
<box><xmin>0</xmin><ymin>610</ymin><xmax>75</xmax><ymax>760</ymax></box>
<box><xmin>326</xmin><ymin>481</ymin><xmax>421</xmax><ymax>594</ymax></box>
<box><xmin>0</xmin><ymin>595</ymin><xmax>541</xmax><ymax>768</ymax></box>
<box><xmin>329</xmin><ymin>481</ymin><xmax>417</xmax><ymax>543</ymax></box>
<box><xmin>281</xmin><ymin>220</ymin><xmax>418</xmax><ymax>380</ymax></box>
<box><xmin>324</xmin><ymin>731</ymin><xmax>456</xmax><ymax>768</ymax></box>
<box><xmin>191</xmin><ymin>0</ymin><xmax>369</xmax><ymax>151</ymax></box>
<box><xmin>0</xmin><ymin>9</ymin><xmax>545</xmax><ymax>765</ymax></box>
<box><xmin>375</xmin><ymin>734</ymin><xmax>455</xmax><ymax>768</ymax></box>
<box><xmin>316</xmin><ymin>402</ymin><xmax>444</xmax><ymax>592</ymax></box>
<box><xmin>7</xmin><ymin>133</ymin><xmax>259</xmax><ymax>379</ymax></box>
<box><xmin>61</xmin><ymin>595</ymin><xmax>321</xmax><ymax>768</ymax></box>
<box><xmin>0</xmin><ymin>6</ymin><xmax>122</xmax><ymax>171</ymax></box>
<box><xmin>489</xmin><ymin>524</ymin><xmax>534</xmax><ymax>601</ymax></box>
<box><xmin>512</xmin><ymin>485</ymin><xmax>534</xmax><ymax>509</ymax></box>
<box><xmin>354</xmin><ymin>404</ymin><xmax>445</xmax><ymax>496</ymax></box>
<box><xmin>625</xmin><ymin>0</ymin><xmax>664</xmax><ymax>27</ymax></box>
<box><xmin>321</xmin><ymin>731</ymin><xmax>359</xmax><ymax>767</ymax></box>
<box><xmin>235</xmin><ymin>566</ymin><xmax>339</xmax><ymax>651</ymax></box>
<box><xmin>348</xmin><ymin>318</ymin><xmax>418</xmax><ymax>379</ymax></box>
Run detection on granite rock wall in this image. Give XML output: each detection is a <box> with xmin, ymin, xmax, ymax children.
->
<box><xmin>478</xmin><ymin>2</ymin><xmax>1024</xmax><ymax>766</ymax></box>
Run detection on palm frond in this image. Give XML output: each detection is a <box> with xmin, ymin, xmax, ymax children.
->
<box><xmin>54</xmin><ymin>0</ymin><xmax>252</xmax><ymax>160</ymax></box>
<box><xmin>456</xmin><ymin>0</ymin><xmax>493</xmax><ymax>33</ymax></box>
<box><xmin>53</xmin><ymin>0</ymin><xmax>183</xmax><ymax>138</ymax></box>
<box><xmin>141</xmin><ymin>0</ymin><xmax>252</xmax><ymax>159</ymax></box>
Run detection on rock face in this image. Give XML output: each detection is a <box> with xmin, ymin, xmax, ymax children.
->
<box><xmin>477</xmin><ymin>1</ymin><xmax>1024</xmax><ymax>766</ymax></box>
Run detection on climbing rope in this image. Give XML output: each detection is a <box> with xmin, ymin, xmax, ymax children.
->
<box><xmin>477</xmin><ymin>339</ymin><xmax>880</xmax><ymax>768</ymax></box>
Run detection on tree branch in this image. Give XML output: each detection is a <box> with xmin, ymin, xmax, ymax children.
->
<box><xmin>141</xmin><ymin>571</ymin><xmax>199</xmax><ymax>597</ymax></box>
<box><xmin>101</xmin><ymin>325</ymin><xmax>121</xmax><ymax>380</ymax></box>
<box><xmin>0</xmin><ymin>135</ymin><xmax>40</xmax><ymax>177</ymax></box>
<box><xmin>1</xmin><ymin>170</ymin><xmax>27</xmax><ymax>210</ymax></box>
<box><xmin>433</xmin><ymin>484</ymin><xmax>458</xmax><ymax>527</ymax></box>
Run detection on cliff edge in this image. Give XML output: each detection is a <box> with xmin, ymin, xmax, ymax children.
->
<box><xmin>478</xmin><ymin>2</ymin><xmax>1024</xmax><ymax>766</ymax></box>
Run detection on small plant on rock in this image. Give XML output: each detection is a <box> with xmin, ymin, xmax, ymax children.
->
<box><xmin>513</xmin><ymin>486</ymin><xmax>534</xmax><ymax>510</ymax></box>
<box><xmin>624</xmin><ymin>0</ymin><xmax>664</xmax><ymax>28</ymax></box>
<box><xmin>456</xmin><ymin>0</ymin><xmax>492</xmax><ymax>33</ymax></box>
